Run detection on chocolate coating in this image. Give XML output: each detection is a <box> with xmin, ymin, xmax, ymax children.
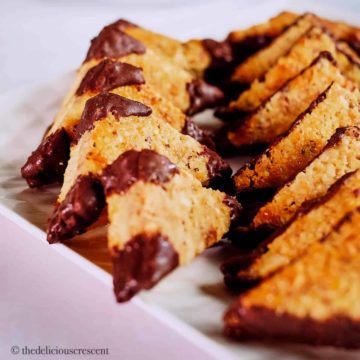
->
<box><xmin>202</xmin><ymin>39</ymin><xmax>234</xmax><ymax>68</ymax></box>
<box><xmin>107</xmin><ymin>19</ymin><xmax>139</xmax><ymax>31</ymax></box>
<box><xmin>215</xmin><ymin>107</ymin><xmax>250</xmax><ymax>122</ymax></box>
<box><xmin>101</xmin><ymin>149</ymin><xmax>179</xmax><ymax>195</ymax></box>
<box><xmin>202</xmin><ymin>147</ymin><xmax>232</xmax><ymax>190</ymax></box>
<box><xmin>21</xmin><ymin>128</ymin><xmax>70</xmax><ymax>187</ymax></box>
<box><xmin>223</xmin><ymin>195</ymin><xmax>242</xmax><ymax>224</ymax></box>
<box><xmin>85</xmin><ymin>20</ymin><xmax>145</xmax><ymax>62</ymax></box>
<box><xmin>186</xmin><ymin>79</ymin><xmax>225</xmax><ymax>115</ymax></box>
<box><xmin>181</xmin><ymin>117</ymin><xmax>215</xmax><ymax>150</ymax></box>
<box><xmin>224</xmin><ymin>304</ymin><xmax>360</xmax><ymax>349</ymax></box>
<box><xmin>74</xmin><ymin>92</ymin><xmax>152</xmax><ymax>142</ymax></box>
<box><xmin>76</xmin><ymin>59</ymin><xmax>145</xmax><ymax>96</ymax></box>
<box><xmin>229</xmin><ymin>34</ymin><xmax>274</xmax><ymax>63</ymax></box>
<box><xmin>222</xmin><ymin>171</ymin><xmax>360</xmax><ymax>290</ymax></box>
<box><xmin>348</xmin><ymin>39</ymin><xmax>360</xmax><ymax>57</ymax></box>
<box><xmin>47</xmin><ymin>175</ymin><xmax>105</xmax><ymax>243</ymax></box>
<box><xmin>112</xmin><ymin>233</ymin><xmax>179</xmax><ymax>302</ymax></box>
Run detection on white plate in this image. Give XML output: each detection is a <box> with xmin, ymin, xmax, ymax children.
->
<box><xmin>1</xmin><ymin>1</ymin><xmax>360</xmax><ymax>359</ymax></box>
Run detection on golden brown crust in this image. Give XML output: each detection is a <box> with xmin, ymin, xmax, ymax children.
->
<box><xmin>253</xmin><ymin>126</ymin><xmax>360</xmax><ymax>228</ymax></box>
<box><xmin>233</xmin><ymin>169</ymin><xmax>360</xmax><ymax>284</ymax></box>
<box><xmin>222</xmin><ymin>52</ymin><xmax>342</xmax><ymax>148</ymax></box>
<box><xmin>227</xmin><ymin>12</ymin><xmax>298</xmax><ymax>44</ymax></box>
<box><xmin>106</xmin><ymin>151</ymin><xmax>235</xmax><ymax>301</ymax></box>
<box><xmin>231</xmin><ymin>14</ymin><xmax>314</xmax><ymax>84</ymax></box>
<box><xmin>230</xmin><ymin>26</ymin><xmax>360</xmax><ymax>113</ymax></box>
<box><xmin>233</xmin><ymin>81</ymin><xmax>360</xmax><ymax>192</ymax></box>
<box><xmin>107</xmin><ymin>167</ymin><xmax>232</xmax><ymax>261</ymax></box>
<box><xmin>318</xmin><ymin>16</ymin><xmax>360</xmax><ymax>54</ymax></box>
<box><xmin>121</xmin><ymin>22</ymin><xmax>213</xmax><ymax>76</ymax></box>
<box><xmin>224</xmin><ymin>208</ymin><xmax>360</xmax><ymax>348</ymax></box>
<box><xmin>60</xmin><ymin>110</ymin><xmax>230</xmax><ymax>203</ymax></box>
<box><xmin>51</xmin><ymin>76</ymin><xmax>188</xmax><ymax>139</ymax></box>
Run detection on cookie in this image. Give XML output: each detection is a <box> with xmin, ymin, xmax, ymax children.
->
<box><xmin>227</xmin><ymin>12</ymin><xmax>297</xmax><ymax>63</ymax></box>
<box><xmin>253</xmin><ymin>126</ymin><xmax>360</xmax><ymax>229</ymax></box>
<box><xmin>224</xmin><ymin>206</ymin><xmax>360</xmax><ymax>349</ymax></box>
<box><xmin>216</xmin><ymin>52</ymin><xmax>342</xmax><ymax>151</ymax></box>
<box><xmin>47</xmin><ymin>93</ymin><xmax>231</xmax><ymax>242</ymax></box>
<box><xmin>231</xmin><ymin>14</ymin><xmax>314</xmax><ymax>85</ymax></box>
<box><xmin>224</xmin><ymin>169</ymin><xmax>360</xmax><ymax>288</ymax></box>
<box><xmin>229</xmin><ymin>26</ymin><xmax>360</xmax><ymax>114</ymax></box>
<box><xmin>21</xmin><ymin>58</ymin><xmax>217</xmax><ymax>188</ymax></box>
<box><xmin>233</xmin><ymin>81</ymin><xmax>360</xmax><ymax>192</ymax></box>
<box><xmin>105</xmin><ymin>150</ymin><xmax>240</xmax><ymax>301</ymax></box>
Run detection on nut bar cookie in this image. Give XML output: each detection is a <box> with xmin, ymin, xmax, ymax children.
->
<box><xmin>104</xmin><ymin>150</ymin><xmax>241</xmax><ymax>301</ymax></box>
<box><xmin>253</xmin><ymin>126</ymin><xmax>360</xmax><ymax>229</ymax></box>
<box><xmin>233</xmin><ymin>81</ymin><xmax>360</xmax><ymax>192</ymax></box>
<box><xmin>21</xmin><ymin>57</ymin><xmax>216</xmax><ymax>188</ymax></box>
<box><xmin>224</xmin><ymin>169</ymin><xmax>360</xmax><ymax>288</ymax></box>
<box><xmin>231</xmin><ymin>13</ymin><xmax>314</xmax><ymax>85</ymax></box>
<box><xmin>228</xmin><ymin>12</ymin><xmax>360</xmax><ymax>60</ymax></box>
<box><xmin>53</xmin><ymin>59</ymin><xmax>209</xmax><ymax>139</ymax></box>
<box><xmin>47</xmin><ymin>93</ymin><xmax>231</xmax><ymax>242</ymax></box>
<box><xmin>21</xmin><ymin>21</ymin><xmax>225</xmax><ymax>188</ymax></box>
<box><xmin>230</xmin><ymin>12</ymin><xmax>360</xmax><ymax>84</ymax></box>
<box><xmin>224</xmin><ymin>207</ymin><xmax>360</xmax><ymax>349</ymax></box>
<box><xmin>110</xmin><ymin>19</ymin><xmax>236</xmax><ymax>89</ymax></box>
<box><xmin>227</xmin><ymin>26</ymin><xmax>360</xmax><ymax>115</ymax></box>
<box><xmin>217</xmin><ymin>52</ymin><xmax>343</xmax><ymax>150</ymax></box>
<box><xmin>318</xmin><ymin>17</ymin><xmax>360</xmax><ymax>55</ymax></box>
<box><xmin>103</xmin><ymin>19</ymin><xmax>233</xmax><ymax>79</ymax></box>
<box><xmin>227</xmin><ymin>12</ymin><xmax>298</xmax><ymax>63</ymax></box>
<box><xmin>83</xmin><ymin>19</ymin><xmax>224</xmax><ymax>114</ymax></box>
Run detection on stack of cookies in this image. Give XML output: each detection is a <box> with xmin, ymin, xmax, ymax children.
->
<box><xmin>21</xmin><ymin>19</ymin><xmax>241</xmax><ymax>302</ymax></box>
<box><xmin>220</xmin><ymin>12</ymin><xmax>360</xmax><ymax>349</ymax></box>
<box><xmin>21</xmin><ymin>11</ymin><xmax>360</xmax><ymax>349</ymax></box>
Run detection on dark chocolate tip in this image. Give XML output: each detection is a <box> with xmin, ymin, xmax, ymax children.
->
<box><xmin>221</xmin><ymin>250</ymin><xmax>258</xmax><ymax>277</ymax></box>
<box><xmin>224</xmin><ymin>273</ymin><xmax>260</xmax><ymax>293</ymax></box>
<box><xmin>101</xmin><ymin>149</ymin><xmax>179</xmax><ymax>196</ymax></box>
<box><xmin>202</xmin><ymin>39</ymin><xmax>234</xmax><ymax>67</ymax></box>
<box><xmin>76</xmin><ymin>59</ymin><xmax>145</xmax><ymax>96</ymax></box>
<box><xmin>226</xmin><ymin>226</ymin><xmax>273</xmax><ymax>250</ymax></box>
<box><xmin>228</xmin><ymin>34</ymin><xmax>274</xmax><ymax>64</ymax></box>
<box><xmin>112</xmin><ymin>233</ymin><xmax>179</xmax><ymax>302</ymax></box>
<box><xmin>214</xmin><ymin>123</ymin><xmax>268</xmax><ymax>157</ymax></box>
<box><xmin>223</xmin><ymin>195</ymin><xmax>242</xmax><ymax>225</ymax></box>
<box><xmin>107</xmin><ymin>19</ymin><xmax>139</xmax><ymax>31</ymax></box>
<box><xmin>84</xmin><ymin>20</ymin><xmax>145</xmax><ymax>62</ymax></box>
<box><xmin>181</xmin><ymin>117</ymin><xmax>215</xmax><ymax>150</ymax></box>
<box><xmin>213</xmin><ymin>126</ymin><xmax>238</xmax><ymax>156</ymax></box>
<box><xmin>348</xmin><ymin>39</ymin><xmax>360</xmax><ymax>57</ymax></box>
<box><xmin>186</xmin><ymin>79</ymin><xmax>225</xmax><ymax>115</ymax></box>
<box><xmin>202</xmin><ymin>147</ymin><xmax>232</xmax><ymax>190</ymax></box>
<box><xmin>224</xmin><ymin>304</ymin><xmax>360</xmax><ymax>349</ymax></box>
<box><xmin>21</xmin><ymin>128</ymin><xmax>71</xmax><ymax>188</ymax></box>
<box><xmin>214</xmin><ymin>106</ymin><xmax>250</xmax><ymax>122</ymax></box>
<box><xmin>221</xmin><ymin>253</ymin><xmax>261</xmax><ymax>292</ymax></box>
<box><xmin>47</xmin><ymin>175</ymin><xmax>105</xmax><ymax>243</ymax></box>
<box><xmin>74</xmin><ymin>92</ymin><xmax>152</xmax><ymax>142</ymax></box>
